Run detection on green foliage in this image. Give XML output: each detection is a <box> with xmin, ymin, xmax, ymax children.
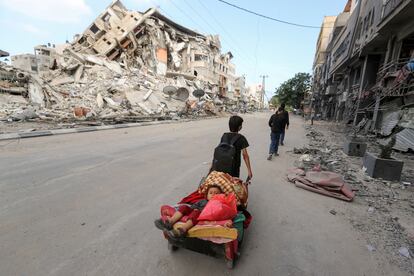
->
<box><xmin>270</xmin><ymin>95</ymin><xmax>279</xmax><ymax>107</ymax></box>
<box><xmin>273</xmin><ymin>72</ymin><xmax>311</xmax><ymax>109</ymax></box>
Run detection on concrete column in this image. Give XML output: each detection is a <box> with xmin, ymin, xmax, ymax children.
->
<box><xmin>371</xmin><ymin>94</ymin><xmax>381</xmax><ymax>131</ymax></box>
<box><xmin>353</xmin><ymin>55</ymin><xmax>369</xmax><ymax>126</ymax></box>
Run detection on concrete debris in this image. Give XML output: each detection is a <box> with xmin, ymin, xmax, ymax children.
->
<box><xmin>143</xmin><ymin>89</ymin><xmax>153</xmax><ymax>101</ymax></box>
<box><xmin>366</xmin><ymin>245</ymin><xmax>376</xmax><ymax>252</ymax></box>
<box><xmin>1</xmin><ymin>1</ymin><xmax>258</xmax><ymax>126</ymax></box>
<box><xmin>398</xmin><ymin>247</ymin><xmax>411</xmax><ymax>258</ymax></box>
<box><xmin>299</xmin><ymin>154</ymin><xmax>313</xmax><ymax>162</ymax></box>
<box><xmin>11</xmin><ymin>108</ymin><xmax>39</xmax><ymax>121</ymax></box>
<box><xmin>96</xmin><ymin>93</ymin><xmax>104</xmax><ymax>108</ymax></box>
<box><xmin>28</xmin><ymin>81</ymin><xmax>44</xmax><ymax>107</ymax></box>
<box><xmin>293</xmin><ymin>147</ymin><xmax>321</xmax><ymax>154</ymax></box>
<box><xmin>302</xmin><ymin>122</ymin><xmax>414</xmax><ymax>275</ymax></box>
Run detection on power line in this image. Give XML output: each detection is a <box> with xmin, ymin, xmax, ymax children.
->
<box><xmin>196</xmin><ymin>0</ymin><xmax>257</xmax><ymax>65</ymax></box>
<box><xmin>169</xmin><ymin>0</ymin><xmax>254</xmax><ymax>71</ymax></box>
<box><xmin>169</xmin><ymin>0</ymin><xmax>210</xmax><ymax>35</ymax></box>
<box><xmin>148</xmin><ymin>0</ymin><xmax>175</xmax><ymax>19</ymax></box>
<box><xmin>182</xmin><ymin>0</ymin><xmax>256</xmax><ymax>69</ymax></box>
<box><xmin>150</xmin><ymin>0</ymin><xmax>255</xmax><ymax>78</ymax></box>
<box><xmin>217</xmin><ymin>0</ymin><xmax>321</xmax><ymax>29</ymax></box>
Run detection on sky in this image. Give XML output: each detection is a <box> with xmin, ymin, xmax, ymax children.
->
<box><xmin>0</xmin><ymin>0</ymin><xmax>345</xmax><ymax>99</ymax></box>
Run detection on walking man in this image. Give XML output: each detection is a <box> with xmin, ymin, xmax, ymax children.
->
<box><xmin>280</xmin><ymin>103</ymin><xmax>289</xmax><ymax>146</ymax></box>
<box><xmin>267</xmin><ymin>107</ymin><xmax>285</xmax><ymax>160</ymax></box>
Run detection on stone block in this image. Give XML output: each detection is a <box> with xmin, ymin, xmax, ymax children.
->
<box><xmin>363</xmin><ymin>152</ymin><xmax>403</xmax><ymax>181</ymax></box>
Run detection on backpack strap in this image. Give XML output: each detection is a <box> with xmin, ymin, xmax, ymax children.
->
<box><xmin>229</xmin><ymin>134</ymin><xmax>241</xmax><ymax>146</ymax></box>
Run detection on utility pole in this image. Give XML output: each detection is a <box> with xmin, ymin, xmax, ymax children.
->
<box><xmin>259</xmin><ymin>75</ymin><xmax>268</xmax><ymax>109</ymax></box>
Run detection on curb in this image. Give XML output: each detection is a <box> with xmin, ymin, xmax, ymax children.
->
<box><xmin>0</xmin><ymin>116</ymin><xmax>223</xmax><ymax>142</ymax></box>
<box><xmin>0</xmin><ymin>119</ymin><xmax>194</xmax><ymax>141</ymax></box>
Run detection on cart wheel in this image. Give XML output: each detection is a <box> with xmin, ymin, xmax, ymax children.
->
<box><xmin>225</xmin><ymin>259</ymin><xmax>234</xmax><ymax>269</ymax></box>
<box><xmin>168</xmin><ymin>242</ymin><xmax>178</xmax><ymax>252</ymax></box>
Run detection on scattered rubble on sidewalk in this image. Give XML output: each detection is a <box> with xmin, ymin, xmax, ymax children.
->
<box><xmin>1</xmin><ymin>1</ymin><xmax>257</xmax><ymax>132</ymax></box>
<box><xmin>295</xmin><ymin>120</ymin><xmax>414</xmax><ymax>274</ymax></box>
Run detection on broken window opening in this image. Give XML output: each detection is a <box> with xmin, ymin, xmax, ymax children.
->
<box><xmin>120</xmin><ymin>38</ymin><xmax>131</xmax><ymax>48</ymax></box>
<box><xmin>194</xmin><ymin>54</ymin><xmax>208</xmax><ymax>62</ymax></box>
<box><xmin>78</xmin><ymin>36</ymin><xmax>86</xmax><ymax>45</ymax></box>
<box><xmin>90</xmin><ymin>24</ymin><xmax>100</xmax><ymax>34</ymax></box>
<box><xmin>95</xmin><ymin>30</ymin><xmax>106</xmax><ymax>41</ymax></box>
<box><xmin>106</xmin><ymin>48</ymin><xmax>120</xmax><ymax>60</ymax></box>
<box><xmin>102</xmin><ymin>12</ymin><xmax>111</xmax><ymax>23</ymax></box>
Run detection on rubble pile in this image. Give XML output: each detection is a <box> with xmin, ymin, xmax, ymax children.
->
<box><xmin>0</xmin><ymin>1</ymin><xmax>241</xmax><ymax>127</ymax></box>
<box><xmin>0</xmin><ymin>56</ymin><xmax>210</xmax><ymax>125</ymax></box>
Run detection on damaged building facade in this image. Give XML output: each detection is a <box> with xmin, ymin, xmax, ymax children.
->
<box><xmin>1</xmin><ymin>0</ymin><xmax>250</xmax><ymax>126</ymax></box>
<box><xmin>71</xmin><ymin>0</ymin><xmax>240</xmax><ymax>98</ymax></box>
<box><xmin>311</xmin><ymin>0</ymin><xmax>414</xmax><ymax>152</ymax></box>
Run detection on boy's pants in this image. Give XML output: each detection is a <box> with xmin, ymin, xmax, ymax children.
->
<box><xmin>269</xmin><ymin>132</ymin><xmax>281</xmax><ymax>154</ymax></box>
<box><xmin>280</xmin><ymin>130</ymin><xmax>285</xmax><ymax>145</ymax></box>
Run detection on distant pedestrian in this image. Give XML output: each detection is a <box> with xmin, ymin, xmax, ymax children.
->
<box><xmin>311</xmin><ymin>109</ymin><xmax>315</xmax><ymax>125</ymax></box>
<box><xmin>279</xmin><ymin>103</ymin><xmax>289</xmax><ymax>146</ymax></box>
<box><xmin>267</xmin><ymin>107</ymin><xmax>285</xmax><ymax>160</ymax></box>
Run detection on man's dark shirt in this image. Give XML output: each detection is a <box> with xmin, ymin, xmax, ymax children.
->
<box><xmin>269</xmin><ymin>113</ymin><xmax>285</xmax><ymax>133</ymax></box>
<box><xmin>281</xmin><ymin>110</ymin><xmax>290</xmax><ymax>129</ymax></box>
<box><xmin>220</xmin><ymin>132</ymin><xmax>249</xmax><ymax>178</ymax></box>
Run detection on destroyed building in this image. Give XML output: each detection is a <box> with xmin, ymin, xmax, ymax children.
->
<box><xmin>70</xmin><ymin>0</ymin><xmax>237</xmax><ymax>96</ymax></box>
<box><xmin>310</xmin><ymin>0</ymin><xmax>414</xmax><ymax>152</ymax></box>
<box><xmin>1</xmin><ymin>0</ymin><xmax>250</xmax><ymax>126</ymax></box>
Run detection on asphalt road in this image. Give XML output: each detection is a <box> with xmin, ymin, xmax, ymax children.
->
<box><xmin>0</xmin><ymin>113</ymin><xmax>399</xmax><ymax>275</ymax></box>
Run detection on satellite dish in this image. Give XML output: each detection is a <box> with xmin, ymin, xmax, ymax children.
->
<box><xmin>163</xmin><ymin>86</ymin><xmax>177</xmax><ymax>100</ymax></box>
<box><xmin>192</xmin><ymin>89</ymin><xmax>205</xmax><ymax>98</ymax></box>
<box><xmin>175</xmin><ymin>87</ymin><xmax>189</xmax><ymax>101</ymax></box>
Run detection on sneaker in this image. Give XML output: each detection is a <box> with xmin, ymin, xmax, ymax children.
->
<box><xmin>274</xmin><ymin>153</ymin><xmax>279</xmax><ymax>157</ymax></box>
<box><xmin>280</xmin><ymin>142</ymin><xmax>284</xmax><ymax>146</ymax></box>
<box><xmin>154</xmin><ymin>219</ymin><xmax>172</xmax><ymax>231</ymax></box>
<box><xmin>267</xmin><ymin>154</ymin><xmax>273</xmax><ymax>160</ymax></box>
<box><xmin>166</xmin><ymin>228</ymin><xmax>186</xmax><ymax>239</ymax></box>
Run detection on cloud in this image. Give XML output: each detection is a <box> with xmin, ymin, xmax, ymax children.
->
<box><xmin>0</xmin><ymin>0</ymin><xmax>91</xmax><ymax>23</ymax></box>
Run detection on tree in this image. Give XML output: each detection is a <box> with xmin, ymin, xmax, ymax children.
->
<box><xmin>273</xmin><ymin>72</ymin><xmax>311</xmax><ymax>109</ymax></box>
<box><xmin>269</xmin><ymin>95</ymin><xmax>279</xmax><ymax>107</ymax></box>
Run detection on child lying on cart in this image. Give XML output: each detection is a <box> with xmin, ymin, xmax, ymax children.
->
<box><xmin>154</xmin><ymin>185</ymin><xmax>231</xmax><ymax>238</ymax></box>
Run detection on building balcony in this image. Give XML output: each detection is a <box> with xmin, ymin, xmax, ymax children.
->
<box><xmin>376</xmin><ymin>57</ymin><xmax>414</xmax><ymax>96</ymax></box>
<box><xmin>378</xmin><ymin>0</ymin><xmax>414</xmax><ymax>32</ymax></box>
<box><xmin>376</xmin><ymin>57</ymin><xmax>411</xmax><ymax>82</ymax></box>
<box><xmin>381</xmin><ymin>0</ymin><xmax>404</xmax><ymax>20</ymax></box>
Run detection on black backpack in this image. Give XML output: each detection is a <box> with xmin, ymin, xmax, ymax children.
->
<box><xmin>211</xmin><ymin>134</ymin><xmax>240</xmax><ymax>174</ymax></box>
